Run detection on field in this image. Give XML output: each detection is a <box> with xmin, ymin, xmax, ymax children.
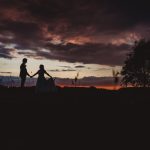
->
<box><xmin>0</xmin><ymin>86</ymin><xmax>150</xmax><ymax>104</ymax></box>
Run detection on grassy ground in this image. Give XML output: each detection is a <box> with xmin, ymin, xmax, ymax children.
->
<box><xmin>0</xmin><ymin>86</ymin><xmax>150</xmax><ymax>104</ymax></box>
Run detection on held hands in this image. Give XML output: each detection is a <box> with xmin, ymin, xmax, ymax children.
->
<box><xmin>30</xmin><ymin>71</ymin><xmax>33</xmax><ymax>78</ymax></box>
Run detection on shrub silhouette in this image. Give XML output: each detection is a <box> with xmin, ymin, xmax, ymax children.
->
<box><xmin>121</xmin><ymin>39</ymin><xmax>150</xmax><ymax>87</ymax></box>
<box><xmin>112</xmin><ymin>69</ymin><xmax>120</xmax><ymax>90</ymax></box>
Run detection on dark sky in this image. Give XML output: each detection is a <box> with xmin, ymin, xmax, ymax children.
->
<box><xmin>0</xmin><ymin>0</ymin><xmax>150</xmax><ymax>66</ymax></box>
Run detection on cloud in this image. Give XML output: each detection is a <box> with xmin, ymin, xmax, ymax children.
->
<box><xmin>0</xmin><ymin>45</ymin><xmax>14</xmax><ymax>58</ymax></box>
<box><xmin>59</xmin><ymin>66</ymin><xmax>72</xmax><ymax>68</ymax></box>
<box><xmin>0</xmin><ymin>71</ymin><xmax>12</xmax><ymax>74</ymax></box>
<box><xmin>49</xmin><ymin>69</ymin><xmax>76</xmax><ymax>72</ymax></box>
<box><xmin>35</xmin><ymin>42</ymin><xmax>130</xmax><ymax>66</ymax></box>
<box><xmin>62</xmin><ymin>69</ymin><xmax>76</xmax><ymax>72</ymax></box>
<box><xmin>0</xmin><ymin>0</ymin><xmax>150</xmax><ymax>66</ymax></box>
<box><xmin>75</xmin><ymin>65</ymin><xmax>85</xmax><ymax>68</ymax></box>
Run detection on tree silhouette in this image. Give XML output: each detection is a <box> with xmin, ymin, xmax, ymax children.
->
<box><xmin>121</xmin><ymin>39</ymin><xmax>150</xmax><ymax>87</ymax></box>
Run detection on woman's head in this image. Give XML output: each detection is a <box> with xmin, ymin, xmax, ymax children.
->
<box><xmin>22</xmin><ymin>58</ymin><xmax>27</xmax><ymax>63</ymax></box>
<box><xmin>39</xmin><ymin>64</ymin><xmax>44</xmax><ymax>70</ymax></box>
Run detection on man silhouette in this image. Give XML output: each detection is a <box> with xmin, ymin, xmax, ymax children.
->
<box><xmin>20</xmin><ymin>58</ymin><xmax>30</xmax><ymax>88</ymax></box>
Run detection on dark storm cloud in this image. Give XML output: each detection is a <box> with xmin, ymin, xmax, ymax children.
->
<box><xmin>14</xmin><ymin>41</ymin><xmax>131</xmax><ymax>65</ymax></box>
<box><xmin>20</xmin><ymin>0</ymin><xmax>150</xmax><ymax>33</ymax></box>
<box><xmin>0</xmin><ymin>45</ymin><xmax>14</xmax><ymax>58</ymax></box>
<box><xmin>37</xmin><ymin>42</ymin><xmax>130</xmax><ymax>66</ymax></box>
<box><xmin>0</xmin><ymin>0</ymin><xmax>150</xmax><ymax>65</ymax></box>
<box><xmin>1</xmin><ymin>0</ymin><xmax>150</xmax><ymax>32</ymax></box>
<box><xmin>0</xmin><ymin>20</ymin><xmax>43</xmax><ymax>50</ymax></box>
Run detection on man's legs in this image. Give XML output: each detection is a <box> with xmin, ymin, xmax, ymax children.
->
<box><xmin>21</xmin><ymin>77</ymin><xmax>26</xmax><ymax>88</ymax></box>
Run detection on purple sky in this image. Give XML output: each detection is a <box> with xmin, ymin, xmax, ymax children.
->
<box><xmin>0</xmin><ymin>0</ymin><xmax>150</xmax><ymax>87</ymax></box>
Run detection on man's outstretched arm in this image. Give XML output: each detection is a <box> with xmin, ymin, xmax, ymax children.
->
<box><xmin>27</xmin><ymin>72</ymin><xmax>31</xmax><ymax>77</ymax></box>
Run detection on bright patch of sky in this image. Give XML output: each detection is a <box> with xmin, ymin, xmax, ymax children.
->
<box><xmin>0</xmin><ymin>57</ymin><xmax>121</xmax><ymax>79</ymax></box>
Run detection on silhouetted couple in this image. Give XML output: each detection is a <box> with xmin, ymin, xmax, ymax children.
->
<box><xmin>20</xmin><ymin>58</ymin><xmax>55</xmax><ymax>93</ymax></box>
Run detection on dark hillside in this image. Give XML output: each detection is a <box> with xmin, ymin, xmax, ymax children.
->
<box><xmin>0</xmin><ymin>86</ymin><xmax>150</xmax><ymax>104</ymax></box>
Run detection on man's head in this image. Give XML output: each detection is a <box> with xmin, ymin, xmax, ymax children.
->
<box><xmin>22</xmin><ymin>58</ymin><xmax>27</xmax><ymax>63</ymax></box>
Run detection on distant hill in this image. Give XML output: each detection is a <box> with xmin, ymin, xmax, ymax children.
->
<box><xmin>0</xmin><ymin>76</ymin><xmax>116</xmax><ymax>89</ymax></box>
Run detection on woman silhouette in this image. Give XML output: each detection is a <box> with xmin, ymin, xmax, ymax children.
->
<box><xmin>31</xmin><ymin>65</ymin><xmax>52</xmax><ymax>92</ymax></box>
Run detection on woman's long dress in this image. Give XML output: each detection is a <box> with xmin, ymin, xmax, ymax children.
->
<box><xmin>36</xmin><ymin>70</ymin><xmax>48</xmax><ymax>93</ymax></box>
<box><xmin>35</xmin><ymin>69</ymin><xmax>57</xmax><ymax>93</ymax></box>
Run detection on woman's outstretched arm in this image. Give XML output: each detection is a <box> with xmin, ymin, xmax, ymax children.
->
<box><xmin>45</xmin><ymin>71</ymin><xmax>52</xmax><ymax>78</ymax></box>
<box><xmin>31</xmin><ymin>71</ymin><xmax>39</xmax><ymax>78</ymax></box>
